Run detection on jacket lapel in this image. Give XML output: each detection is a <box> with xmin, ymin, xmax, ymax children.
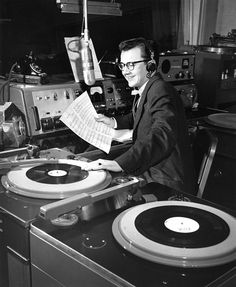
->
<box><xmin>133</xmin><ymin>76</ymin><xmax>157</xmax><ymax>131</ymax></box>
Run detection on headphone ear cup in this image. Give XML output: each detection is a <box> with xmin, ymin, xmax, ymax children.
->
<box><xmin>146</xmin><ymin>60</ymin><xmax>156</xmax><ymax>72</ymax></box>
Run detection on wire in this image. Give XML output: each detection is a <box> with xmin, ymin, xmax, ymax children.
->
<box><xmin>0</xmin><ymin>81</ymin><xmax>9</xmax><ymax>104</ymax></box>
<box><xmin>67</xmin><ymin>37</ymin><xmax>83</xmax><ymax>54</ymax></box>
<box><xmin>0</xmin><ymin>62</ymin><xmax>18</xmax><ymax>103</ymax></box>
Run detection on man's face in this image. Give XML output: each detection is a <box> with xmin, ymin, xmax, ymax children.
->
<box><xmin>120</xmin><ymin>47</ymin><xmax>148</xmax><ymax>89</ymax></box>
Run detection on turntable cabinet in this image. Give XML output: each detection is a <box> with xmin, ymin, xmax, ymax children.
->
<box><xmin>194</xmin><ymin>48</ymin><xmax>236</xmax><ymax>111</ymax></box>
<box><xmin>29</xmin><ymin>183</ymin><xmax>236</xmax><ymax>287</ymax></box>
<box><xmin>0</xmin><ymin>152</ymin><xmax>141</xmax><ymax>287</ymax></box>
<box><xmin>201</xmin><ymin>114</ymin><xmax>236</xmax><ymax>211</ymax></box>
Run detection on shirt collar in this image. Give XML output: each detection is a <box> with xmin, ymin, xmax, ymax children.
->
<box><xmin>131</xmin><ymin>80</ymin><xmax>148</xmax><ymax>96</ymax></box>
<box><xmin>138</xmin><ymin>80</ymin><xmax>149</xmax><ymax>96</ymax></box>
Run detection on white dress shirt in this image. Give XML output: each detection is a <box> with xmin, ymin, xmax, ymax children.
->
<box><xmin>112</xmin><ymin>80</ymin><xmax>148</xmax><ymax>142</ymax></box>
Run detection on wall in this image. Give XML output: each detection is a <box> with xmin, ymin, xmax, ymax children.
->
<box><xmin>179</xmin><ymin>0</ymin><xmax>236</xmax><ymax>47</ymax></box>
<box><xmin>216</xmin><ymin>0</ymin><xmax>236</xmax><ymax>35</ymax></box>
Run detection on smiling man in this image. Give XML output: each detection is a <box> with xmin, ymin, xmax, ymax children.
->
<box><xmin>84</xmin><ymin>37</ymin><xmax>195</xmax><ymax>194</ymax></box>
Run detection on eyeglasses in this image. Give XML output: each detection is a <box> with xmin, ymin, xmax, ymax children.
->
<box><xmin>117</xmin><ymin>60</ymin><xmax>148</xmax><ymax>71</ymax></box>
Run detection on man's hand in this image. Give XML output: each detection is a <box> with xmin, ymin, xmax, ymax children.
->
<box><xmin>95</xmin><ymin>114</ymin><xmax>115</xmax><ymax>128</ymax></box>
<box><xmin>82</xmin><ymin>159</ymin><xmax>123</xmax><ymax>172</ymax></box>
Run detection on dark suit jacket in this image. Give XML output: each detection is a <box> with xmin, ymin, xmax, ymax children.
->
<box><xmin>115</xmin><ymin>75</ymin><xmax>196</xmax><ymax>193</ymax></box>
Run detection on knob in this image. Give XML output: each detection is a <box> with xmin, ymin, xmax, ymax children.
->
<box><xmin>107</xmin><ymin>87</ymin><xmax>113</xmax><ymax>93</ymax></box>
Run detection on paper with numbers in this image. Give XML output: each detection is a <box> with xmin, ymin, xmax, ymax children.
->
<box><xmin>60</xmin><ymin>91</ymin><xmax>114</xmax><ymax>153</ymax></box>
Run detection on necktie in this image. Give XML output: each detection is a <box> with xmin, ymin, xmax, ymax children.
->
<box><xmin>132</xmin><ymin>93</ymin><xmax>140</xmax><ymax>117</ymax></box>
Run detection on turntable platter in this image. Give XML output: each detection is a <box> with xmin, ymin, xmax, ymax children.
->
<box><xmin>112</xmin><ymin>201</ymin><xmax>236</xmax><ymax>268</ymax></box>
<box><xmin>1</xmin><ymin>159</ymin><xmax>111</xmax><ymax>199</ymax></box>
<box><xmin>205</xmin><ymin>113</ymin><xmax>236</xmax><ymax>130</ymax></box>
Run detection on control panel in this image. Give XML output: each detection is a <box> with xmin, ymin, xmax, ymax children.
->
<box><xmin>103</xmin><ymin>78</ymin><xmax>133</xmax><ymax>115</ymax></box>
<box><xmin>9</xmin><ymin>82</ymin><xmax>82</xmax><ymax>137</ymax></box>
<box><xmin>87</xmin><ymin>78</ymin><xmax>133</xmax><ymax>116</ymax></box>
<box><xmin>157</xmin><ymin>52</ymin><xmax>195</xmax><ymax>83</ymax></box>
<box><xmin>8</xmin><ymin>79</ymin><xmax>133</xmax><ymax>139</ymax></box>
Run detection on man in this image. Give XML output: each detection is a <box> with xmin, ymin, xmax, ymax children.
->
<box><xmin>84</xmin><ymin>37</ymin><xmax>195</xmax><ymax>193</ymax></box>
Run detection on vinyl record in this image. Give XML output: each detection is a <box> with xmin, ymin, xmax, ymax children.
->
<box><xmin>135</xmin><ymin>205</ymin><xmax>229</xmax><ymax>248</ymax></box>
<box><xmin>2</xmin><ymin>159</ymin><xmax>112</xmax><ymax>199</ymax></box>
<box><xmin>26</xmin><ymin>163</ymin><xmax>88</xmax><ymax>184</ymax></box>
<box><xmin>112</xmin><ymin>201</ymin><xmax>236</xmax><ymax>268</ymax></box>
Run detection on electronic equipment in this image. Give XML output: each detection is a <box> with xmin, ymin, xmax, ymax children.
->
<box><xmin>88</xmin><ymin>78</ymin><xmax>133</xmax><ymax>115</ymax></box>
<box><xmin>198</xmin><ymin>113</ymin><xmax>236</xmax><ymax>211</ymax></box>
<box><xmin>0</xmin><ymin>145</ymin><xmax>236</xmax><ymax>287</ymax></box>
<box><xmin>7</xmin><ymin>79</ymin><xmax>133</xmax><ymax>141</ymax></box>
<box><xmin>0</xmin><ymin>102</ymin><xmax>27</xmax><ymax>148</ymax></box>
<box><xmin>194</xmin><ymin>46</ymin><xmax>236</xmax><ymax>111</ymax></box>
<box><xmin>80</xmin><ymin>0</ymin><xmax>96</xmax><ymax>86</ymax></box>
<box><xmin>29</xmin><ymin>183</ymin><xmax>236</xmax><ymax>287</ymax></box>
<box><xmin>0</xmin><ymin>145</ymin><xmax>142</xmax><ymax>287</ymax></box>
<box><xmin>12</xmin><ymin>51</ymin><xmax>48</xmax><ymax>85</ymax></box>
<box><xmin>174</xmin><ymin>83</ymin><xmax>198</xmax><ymax>109</ymax></box>
<box><xmin>209</xmin><ymin>30</ymin><xmax>236</xmax><ymax>48</ymax></box>
<box><xmin>8</xmin><ymin>82</ymin><xmax>82</xmax><ymax>137</ymax></box>
<box><xmin>56</xmin><ymin>0</ymin><xmax>122</xmax><ymax>16</ymax></box>
<box><xmin>157</xmin><ymin>52</ymin><xmax>195</xmax><ymax>83</ymax></box>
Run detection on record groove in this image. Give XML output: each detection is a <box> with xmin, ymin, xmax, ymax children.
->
<box><xmin>26</xmin><ymin>163</ymin><xmax>88</xmax><ymax>184</ymax></box>
<box><xmin>135</xmin><ymin>205</ymin><xmax>229</xmax><ymax>248</ymax></box>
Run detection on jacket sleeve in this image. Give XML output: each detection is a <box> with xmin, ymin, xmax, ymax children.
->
<box><xmin>114</xmin><ymin>80</ymin><xmax>179</xmax><ymax>175</ymax></box>
<box><xmin>115</xmin><ymin>113</ymin><xmax>134</xmax><ymax>130</ymax></box>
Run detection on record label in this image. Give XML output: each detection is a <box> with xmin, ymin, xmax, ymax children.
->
<box><xmin>164</xmin><ymin>217</ymin><xmax>199</xmax><ymax>233</ymax></box>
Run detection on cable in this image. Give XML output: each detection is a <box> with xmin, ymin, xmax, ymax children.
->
<box><xmin>7</xmin><ymin>62</ymin><xmax>17</xmax><ymax>101</ymax></box>
<box><xmin>67</xmin><ymin>37</ymin><xmax>83</xmax><ymax>54</ymax></box>
<box><xmin>0</xmin><ymin>62</ymin><xmax>17</xmax><ymax>103</ymax></box>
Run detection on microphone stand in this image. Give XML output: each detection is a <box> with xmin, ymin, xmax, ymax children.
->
<box><xmin>83</xmin><ymin>0</ymin><xmax>89</xmax><ymax>43</ymax></box>
<box><xmin>81</xmin><ymin>0</ymin><xmax>96</xmax><ymax>85</ymax></box>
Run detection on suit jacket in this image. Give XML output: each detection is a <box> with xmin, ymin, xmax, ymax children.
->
<box><xmin>115</xmin><ymin>75</ymin><xmax>196</xmax><ymax>193</ymax></box>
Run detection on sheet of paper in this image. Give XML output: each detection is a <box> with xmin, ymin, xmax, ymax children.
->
<box><xmin>60</xmin><ymin>91</ymin><xmax>114</xmax><ymax>153</ymax></box>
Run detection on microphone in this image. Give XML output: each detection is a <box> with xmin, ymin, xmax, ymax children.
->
<box><xmin>81</xmin><ymin>38</ymin><xmax>96</xmax><ymax>86</ymax></box>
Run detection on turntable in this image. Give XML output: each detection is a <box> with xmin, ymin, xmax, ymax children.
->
<box><xmin>113</xmin><ymin>201</ymin><xmax>236</xmax><ymax>268</ymax></box>
<box><xmin>0</xmin><ymin>155</ymin><xmax>143</xmax><ymax>287</ymax></box>
<box><xmin>1</xmin><ymin>152</ymin><xmax>236</xmax><ymax>286</ymax></box>
<box><xmin>1</xmin><ymin>159</ymin><xmax>112</xmax><ymax>199</ymax></box>
<box><xmin>29</xmin><ymin>183</ymin><xmax>236</xmax><ymax>287</ymax></box>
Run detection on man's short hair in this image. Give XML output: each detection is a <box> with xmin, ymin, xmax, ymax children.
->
<box><xmin>118</xmin><ymin>37</ymin><xmax>159</xmax><ymax>65</ymax></box>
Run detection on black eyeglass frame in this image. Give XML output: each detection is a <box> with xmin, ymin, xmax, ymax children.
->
<box><xmin>117</xmin><ymin>59</ymin><xmax>149</xmax><ymax>71</ymax></box>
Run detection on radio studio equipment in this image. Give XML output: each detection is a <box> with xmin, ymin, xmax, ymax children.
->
<box><xmin>1</xmin><ymin>52</ymin><xmax>236</xmax><ymax>287</ymax></box>
<box><xmin>0</xmin><ymin>147</ymin><xmax>144</xmax><ymax>287</ymax></box>
<box><xmin>7</xmin><ymin>82</ymin><xmax>81</xmax><ymax>138</ymax></box>
<box><xmin>157</xmin><ymin>51</ymin><xmax>197</xmax><ymax>109</ymax></box>
<box><xmin>56</xmin><ymin>0</ymin><xmax>122</xmax><ymax>16</ymax></box>
<box><xmin>11</xmin><ymin>51</ymin><xmax>48</xmax><ymax>85</ymax></box>
<box><xmin>88</xmin><ymin>78</ymin><xmax>133</xmax><ymax>115</ymax></box>
<box><xmin>7</xmin><ymin>79</ymin><xmax>132</xmax><ymax>140</ymax></box>
<box><xmin>194</xmin><ymin>45</ymin><xmax>236</xmax><ymax>111</ymax></box>
<box><xmin>0</xmin><ymin>102</ymin><xmax>26</xmax><ymax>149</ymax></box>
<box><xmin>209</xmin><ymin>29</ymin><xmax>236</xmax><ymax>48</ymax></box>
<box><xmin>157</xmin><ymin>52</ymin><xmax>195</xmax><ymax>82</ymax></box>
<box><xmin>81</xmin><ymin>0</ymin><xmax>96</xmax><ymax>86</ymax></box>
<box><xmin>0</xmin><ymin>145</ymin><xmax>236</xmax><ymax>287</ymax></box>
<box><xmin>196</xmin><ymin>112</ymin><xmax>236</xmax><ymax>212</ymax></box>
